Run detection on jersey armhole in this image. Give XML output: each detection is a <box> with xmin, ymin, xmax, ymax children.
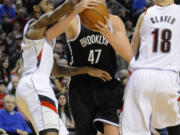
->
<box><xmin>144</xmin><ymin>8</ymin><xmax>149</xmax><ymax>15</ymax></box>
<box><xmin>109</xmin><ymin>19</ymin><xmax>114</xmax><ymax>33</ymax></box>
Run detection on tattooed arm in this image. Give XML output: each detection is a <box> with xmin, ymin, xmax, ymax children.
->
<box><xmin>27</xmin><ymin>0</ymin><xmax>80</xmax><ymax>40</ymax></box>
<box><xmin>52</xmin><ymin>59</ymin><xmax>112</xmax><ymax>82</ymax></box>
<box><xmin>46</xmin><ymin>0</ymin><xmax>103</xmax><ymax>41</ymax></box>
<box><xmin>36</xmin><ymin>0</ymin><xmax>81</xmax><ymax>27</ymax></box>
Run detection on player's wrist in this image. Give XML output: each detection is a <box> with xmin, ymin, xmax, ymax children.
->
<box><xmin>80</xmin><ymin>66</ymin><xmax>89</xmax><ymax>74</ymax></box>
<box><xmin>101</xmin><ymin>30</ymin><xmax>111</xmax><ymax>39</ymax></box>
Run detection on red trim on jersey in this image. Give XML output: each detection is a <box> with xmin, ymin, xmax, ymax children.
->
<box><xmin>120</xmin><ymin>106</ymin><xmax>123</xmax><ymax>113</ymax></box>
<box><xmin>40</xmin><ymin>101</ymin><xmax>57</xmax><ymax>114</ymax></box>
<box><xmin>144</xmin><ymin>8</ymin><xmax>149</xmax><ymax>15</ymax></box>
<box><xmin>178</xmin><ymin>97</ymin><xmax>180</xmax><ymax>102</ymax></box>
<box><xmin>160</xmin><ymin>29</ymin><xmax>165</xmax><ymax>52</ymax></box>
<box><xmin>37</xmin><ymin>50</ymin><xmax>43</xmax><ymax>62</ymax></box>
<box><xmin>155</xmin><ymin>4</ymin><xmax>163</xmax><ymax>7</ymax></box>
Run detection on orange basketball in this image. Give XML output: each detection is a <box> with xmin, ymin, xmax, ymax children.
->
<box><xmin>79</xmin><ymin>4</ymin><xmax>109</xmax><ymax>30</ymax></box>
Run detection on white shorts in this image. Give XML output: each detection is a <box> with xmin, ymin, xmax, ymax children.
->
<box><xmin>121</xmin><ymin>69</ymin><xmax>180</xmax><ymax>135</ymax></box>
<box><xmin>16</xmin><ymin>75</ymin><xmax>69</xmax><ymax>135</ymax></box>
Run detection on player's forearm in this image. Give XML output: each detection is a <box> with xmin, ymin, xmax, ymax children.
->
<box><xmin>48</xmin><ymin>0</ymin><xmax>80</xmax><ymax>25</ymax></box>
<box><xmin>46</xmin><ymin>8</ymin><xmax>77</xmax><ymax>41</ymax></box>
<box><xmin>52</xmin><ymin>64</ymin><xmax>89</xmax><ymax>77</ymax></box>
<box><xmin>104</xmin><ymin>32</ymin><xmax>133</xmax><ymax>63</ymax></box>
<box><xmin>131</xmin><ymin>31</ymin><xmax>140</xmax><ymax>55</ymax></box>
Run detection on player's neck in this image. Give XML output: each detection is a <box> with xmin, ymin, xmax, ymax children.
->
<box><xmin>155</xmin><ymin>0</ymin><xmax>174</xmax><ymax>7</ymax></box>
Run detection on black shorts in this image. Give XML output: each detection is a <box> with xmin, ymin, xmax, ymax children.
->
<box><xmin>69</xmin><ymin>76</ymin><xmax>123</xmax><ymax>135</ymax></box>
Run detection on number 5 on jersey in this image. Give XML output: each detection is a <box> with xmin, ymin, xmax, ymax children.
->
<box><xmin>88</xmin><ymin>49</ymin><xmax>102</xmax><ymax>64</ymax></box>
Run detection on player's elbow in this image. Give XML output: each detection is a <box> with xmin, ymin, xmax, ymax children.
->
<box><xmin>52</xmin><ymin>65</ymin><xmax>66</xmax><ymax>77</ymax></box>
<box><xmin>52</xmin><ymin>70</ymin><xmax>63</xmax><ymax>77</ymax></box>
<box><xmin>51</xmin><ymin>69</ymin><xmax>57</xmax><ymax>77</ymax></box>
<box><xmin>52</xmin><ymin>63</ymin><xmax>59</xmax><ymax>77</ymax></box>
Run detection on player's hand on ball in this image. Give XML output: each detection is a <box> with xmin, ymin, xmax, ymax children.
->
<box><xmin>94</xmin><ymin>16</ymin><xmax>110</xmax><ymax>35</ymax></box>
<box><xmin>74</xmin><ymin>0</ymin><xmax>104</xmax><ymax>13</ymax></box>
<box><xmin>86</xmin><ymin>67</ymin><xmax>112</xmax><ymax>82</ymax></box>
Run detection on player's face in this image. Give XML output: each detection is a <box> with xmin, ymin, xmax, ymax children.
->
<box><xmin>39</xmin><ymin>0</ymin><xmax>53</xmax><ymax>13</ymax></box>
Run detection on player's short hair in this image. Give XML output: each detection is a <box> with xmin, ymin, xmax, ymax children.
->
<box><xmin>25</xmin><ymin>0</ymin><xmax>42</xmax><ymax>15</ymax></box>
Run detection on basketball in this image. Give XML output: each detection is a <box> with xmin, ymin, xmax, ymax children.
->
<box><xmin>79</xmin><ymin>4</ymin><xmax>109</xmax><ymax>30</ymax></box>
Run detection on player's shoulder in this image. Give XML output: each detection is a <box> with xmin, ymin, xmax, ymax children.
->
<box><xmin>139</xmin><ymin>12</ymin><xmax>145</xmax><ymax>20</ymax></box>
<box><xmin>110</xmin><ymin>14</ymin><xmax>124</xmax><ymax>26</ymax></box>
<box><xmin>143</xmin><ymin>5</ymin><xmax>159</xmax><ymax>15</ymax></box>
<box><xmin>110</xmin><ymin>14</ymin><xmax>121</xmax><ymax>21</ymax></box>
<box><xmin>172</xmin><ymin>4</ymin><xmax>180</xmax><ymax>11</ymax></box>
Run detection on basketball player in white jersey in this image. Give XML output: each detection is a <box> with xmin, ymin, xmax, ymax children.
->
<box><xmin>121</xmin><ymin>0</ymin><xmax>180</xmax><ymax>135</ymax></box>
<box><xmin>15</xmin><ymin>0</ymin><xmax>110</xmax><ymax>135</ymax></box>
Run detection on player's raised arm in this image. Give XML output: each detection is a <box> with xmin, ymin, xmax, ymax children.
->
<box><xmin>46</xmin><ymin>0</ymin><xmax>104</xmax><ymax>41</ymax></box>
<box><xmin>94</xmin><ymin>15</ymin><xmax>133</xmax><ymax>63</ymax></box>
<box><xmin>32</xmin><ymin>0</ymin><xmax>80</xmax><ymax>28</ymax></box>
<box><xmin>26</xmin><ymin>0</ymin><xmax>81</xmax><ymax>40</ymax></box>
<box><xmin>131</xmin><ymin>12</ymin><xmax>145</xmax><ymax>55</ymax></box>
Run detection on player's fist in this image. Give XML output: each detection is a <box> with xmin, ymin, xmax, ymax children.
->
<box><xmin>74</xmin><ymin>0</ymin><xmax>104</xmax><ymax>13</ymax></box>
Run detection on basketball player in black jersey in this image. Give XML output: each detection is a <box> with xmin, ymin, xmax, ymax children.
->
<box><xmin>52</xmin><ymin>1</ymin><xmax>133</xmax><ymax>135</ymax></box>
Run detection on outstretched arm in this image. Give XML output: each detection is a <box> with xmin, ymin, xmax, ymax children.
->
<box><xmin>52</xmin><ymin>59</ymin><xmax>112</xmax><ymax>82</ymax></box>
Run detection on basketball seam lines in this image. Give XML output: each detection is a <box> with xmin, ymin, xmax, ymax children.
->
<box><xmin>91</xmin><ymin>9</ymin><xmax>107</xmax><ymax>24</ymax></box>
<box><xmin>84</xmin><ymin>15</ymin><xmax>95</xmax><ymax>28</ymax></box>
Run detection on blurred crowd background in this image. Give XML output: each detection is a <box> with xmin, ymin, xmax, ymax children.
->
<box><xmin>0</xmin><ymin>0</ymin><xmax>180</xmax><ymax>135</ymax></box>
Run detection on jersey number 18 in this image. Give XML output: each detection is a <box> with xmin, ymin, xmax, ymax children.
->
<box><xmin>152</xmin><ymin>28</ymin><xmax>172</xmax><ymax>53</ymax></box>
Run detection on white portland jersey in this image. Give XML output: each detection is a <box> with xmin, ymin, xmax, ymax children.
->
<box><xmin>131</xmin><ymin>4</ymin><xmax>180</xmax><ymax>72</ymax></box>
<box><xmin>21</xmin><ymin>19</ymin><xmax>55</xmax><ymax>89</ymax></box>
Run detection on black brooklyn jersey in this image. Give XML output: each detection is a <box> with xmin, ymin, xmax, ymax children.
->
<box><xmin>67</xmin><ymin>16</ymin><xmax>117</xmax><ymax>81</ymax></box>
